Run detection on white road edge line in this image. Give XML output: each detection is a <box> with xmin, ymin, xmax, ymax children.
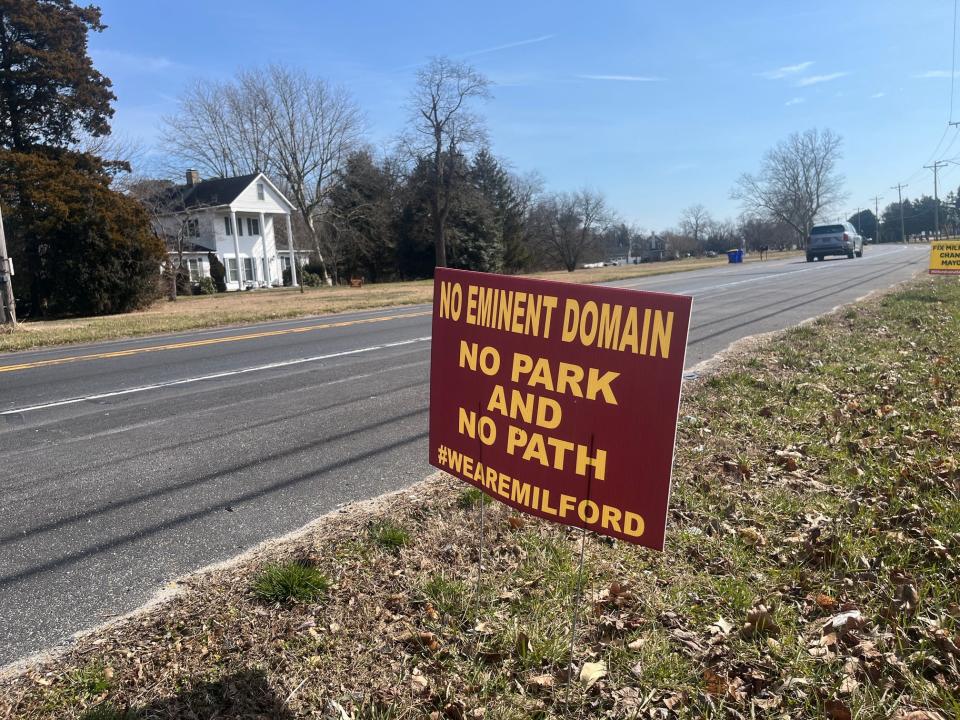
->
<box><xmin>1</xmin><ymin>336</ymin><xmax>433</xmax><ymax>417</ymax></box>
<box><xmin>619</xmin><ymin>246</ymin><xmax>912</xmax><ymax>295</ymax></box>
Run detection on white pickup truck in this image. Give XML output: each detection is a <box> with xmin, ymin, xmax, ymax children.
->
<box><xmin>806</xmin><ymin>222</ymin><xmax>864</xmax><ymax>262</ymax></box>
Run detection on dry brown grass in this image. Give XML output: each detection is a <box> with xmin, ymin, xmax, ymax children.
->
<box><xmin>1</xmin><ymin>275</ymin><xmax>957</xmax><ymax>719</ymax></box>
<box><xmin>0</xmin><ymin>252</ymin><xmax>798</xmax><ymax>353</ymax></box>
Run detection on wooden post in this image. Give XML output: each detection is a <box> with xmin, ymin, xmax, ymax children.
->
<box><xmin>0</xmin><ymin>205</ymin><xmax>17</xmax><ymax>326</ymax></box>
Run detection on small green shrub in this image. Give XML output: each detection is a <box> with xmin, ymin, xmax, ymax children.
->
<box><xmin>196</xmin><ymin>276</ymin><xmax>216</xmax><ymax>295</ymax></box>
<box><xmin>300</xmin><ymin>270</ymin><xmax>323</xmax><ymax>287</ymax></box>
<box><xmin>369</xmin><ymin>520</ymin><xmax>410</xmax><ymax>550</ymax></box>
<box><xmin>252</xmin><ymin>560</ymin><xmax>329</xmax><ymax>604</ymax></box>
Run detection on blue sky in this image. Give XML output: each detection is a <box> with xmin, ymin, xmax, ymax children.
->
<box><xmin>93</xmin><ymin>0</ymin><xmax>960</xmax><ymax>228</ymax></box>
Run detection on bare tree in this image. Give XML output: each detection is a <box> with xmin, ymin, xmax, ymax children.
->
<box><xmin>732</xmin><ymin>128</ymin><xmax>846</xmax><ymax>244</ymax></box>
<box><xmin>245</xmin><ymin>66</ymin><xmax>365</xmax><ymax>284</ymax></box>
<box><xmin>406</xmin><ymin>57</ymin><xmax>491</xmax><ymax>268</ymax></box>
<box><xmin>678</xmin><ymin>204</ymin><xmax>712</xmax><ymax>250</ymax></box>
<box><xmin>530</xmin><ymin>189</ymin><xmax>610</xmax><ymax>271</ymax></box>
<box><xmin>160</xmin><ymin>80</ymin><xmax>268</xmax><ymax>178</ymax></box>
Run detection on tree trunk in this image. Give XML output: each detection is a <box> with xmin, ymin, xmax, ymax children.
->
<box><xmin>433</xmin><ymin>208</ymin><xmax>446</xmax><ymax>268</ymax></box>
<box><xmin>305</xmin><ymin>213</ymin><xmax>332</xmax><ymax>286</ymax></box>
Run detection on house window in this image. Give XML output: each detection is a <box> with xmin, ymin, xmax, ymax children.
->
<box><xmin>243</xmin><ymin>257</ymin><xmax>255</xmax><ymax>282</ymax></box>
<box><xmin>247</xmin><ymin>217</ymin><xmax>260</xmax><ymax>235</ymax></box>
<box><xmin>226</xmin><ymin>258</ymin><xmax>238</xmax><ymax>283</ymax></box>
<box><xmin>257</xmin><ymin>183</ymin><xmax>265</xmax><ymax>200</ymax></box>
<box><xmin>185</xmin><ymin>218</ymin><xmax>199</xmax><ymax>238</ymax></box>
<box><xmin>280</xmin><ymin>255</ymin><xmax>291</xmax><ymax>272</ymax></box>
<box><xmin>223</xmin><ymin>217</ymin><xmax>233</xmax><ymax>236</ymax></box>
<box><xmin>186</xmin><ymin>257</ymin><xmax>203</xmax><ymax>281</ymax></box>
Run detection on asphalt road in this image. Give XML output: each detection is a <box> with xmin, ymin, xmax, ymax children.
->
<box><xmin>0</xmin><ymin>244</ymin><xmax>929</xmax><ymax>665</ymax></box>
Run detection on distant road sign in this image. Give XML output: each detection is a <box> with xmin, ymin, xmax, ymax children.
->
<box><xmin>930</xmin><ymin>240</ymin><xmax>960</xmax><ymax>275</ymax></box>
<box><xmin>429</xmin><ymin>268</ymin><xmax>692</xmax><ymax>550</ymax></box>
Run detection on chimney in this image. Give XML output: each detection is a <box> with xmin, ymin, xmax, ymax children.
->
<box><xmin>185</xmin><ymin>169</ymin><xmax>200</xmax><ymax>187</ymax></box>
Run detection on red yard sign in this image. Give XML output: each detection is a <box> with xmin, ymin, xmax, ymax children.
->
<box><xmin>429</xmin><ymin>268</ymin><xmax>692</xmax><ymax>550</ymax></box>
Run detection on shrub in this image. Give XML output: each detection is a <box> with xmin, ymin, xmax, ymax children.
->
<box><xmin>252</xmin><ymin>560</ymin><xmax>329</xmax><ymax>604</ymax></box>
<box><xmin>302</xmin><ymin>260</ymin><xmax>326</xmax><ymax>277</ymax></box>
<box><xmin>207</xmin><ymin>252</ymin><xmax>227</xmax><ymax>292</ymax></box>
<box><xmin>196</xmin><ymin>276</ymin><xmax>216</xmax><ymax>295</ymax></box>
<box><xmin>300</xmin><ymin>270</ymin><xmax>323</xmax><ymax>287</ymax></box>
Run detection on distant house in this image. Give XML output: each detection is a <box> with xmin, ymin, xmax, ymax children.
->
<box><xmin>638</xmin><ymin>233</ymin><xmax>666</xmax><ymax>262</ymax></box>
<box><xmin>150</xmin><ymin>170</ymin><xmax>310</xmax><ymax>290</ymax></box>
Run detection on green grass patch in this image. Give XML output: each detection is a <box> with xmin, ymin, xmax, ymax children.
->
<box><xmin>251</xmin><ymin>560</ymin><xmax>330</xmax><ymax>604</ymax></box>
<box><xmin>456</xmin><ymin>487</ymin><xmax>492</xmax><ymax>510</ymax></box>
<box><xmin>368</xmin><ymin>519</ymin><xmax>410</xmax><ymax>550</ymax></box>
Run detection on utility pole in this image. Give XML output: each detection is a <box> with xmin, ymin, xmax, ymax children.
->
<box><xmin>0</xmin><ymin>205</ymin><xmax>17</xmax><ymax>327</ymax></box>
<box><xmin>870</xmin><ymin>195</ymin><xmax>882</xmax><ymax>245</ymax></box>
<box><xmin>854</xmin><ymin>208</ymin><xmax>861</xmax><ymax>234</ymax></box>
<box><xmin>891</xmin><ymin>183</ymin><xmax>908</xmax><ymax>243</ymax></box>
<box><xmin>924</xmin><ymin>160</ymin><xmax>948</xmax><ymax>239</ymax></box>
<box><xmin>873</xmin><ymin>196</ymin><xmax>882</xmax><ymax>245</ymax></box>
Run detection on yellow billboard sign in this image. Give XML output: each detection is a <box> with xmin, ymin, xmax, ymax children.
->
<box><xmin>929</xmin><ymin>240</ymin><xmax>960</xmax><ymax>275</ymax></box>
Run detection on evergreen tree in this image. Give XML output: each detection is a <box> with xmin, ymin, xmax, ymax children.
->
<box><xmin>208</xmin><ymin>252</ymin><xmax>227</xmax><ymax>292</ymax></box>
<box><xmin>0</xmin><ymin>0</ymin><xmax>116</xmax><ymax>151</ymax></box>
<box><xmin>0</xmin><ymin>149</ymin><xmax>164</xmax><ymax>316</ymax></box>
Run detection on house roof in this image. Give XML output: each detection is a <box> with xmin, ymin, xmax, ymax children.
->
<box><xmin>156</xmin><ymin>173</ymin><xmax>261</xmax><ymax>211</ymax></box>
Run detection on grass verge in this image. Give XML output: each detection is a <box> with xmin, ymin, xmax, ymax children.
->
<box><xmin>1</xmin><ymin>275</ymin><xmax>957</xmax><ymax>719</ymax></box>
<box><xmin>0</xmin><ymin>252</ymin><xmax>797</xmax><ymax>353</ymax></box>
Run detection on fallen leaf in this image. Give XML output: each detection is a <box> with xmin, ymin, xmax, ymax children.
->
<box><xmin>579</xmin><ymin>661</ymin><xmax>607</xmax><ymax>689</ymax></box>
<box><xmin>527</xmin><ymin>673</ymin><xmax>554</xmax><ymax>689</ymax></box>
<box><xmin>816</xmin><ymin>593</ymin><xmax>838</xmax><ymax>610</ymax></box>
<box><xmin>507</xmin><ymin>516</ymin><xmax>524</xmax><ymax>530</ymax></box>
<box><xmin>824</xmin><ymin>698</ymin><xmax>852</xmax><ymax>720</ymax></box>
<box><xmin>708</xmin><ymin>617</ymin><xmax>734</xmax><ymax>636</ymax></box>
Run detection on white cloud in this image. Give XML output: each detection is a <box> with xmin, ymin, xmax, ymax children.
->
<box><xmin>785</xmin><ymin>97</ymin><xmax>805</xmax><ymax>106</ymax></box>
<box><xmin>915</xmin><ymin>70</ymin><xmax>952</xmax><ymax>78</ymax></box>
<box><xmin>758</xmin><ymin>61</ymin><xmax>814</xmax><ymax>80</ymax></box>
<box><xmin>91</xmin><ymin>48</ymin><xmax>183</xmax><ymax>73</ymax></box>
<box><xmin>460</xmin><ymin>34</ymin><xmax>555</xmax><ymax>58</ymax></box>
<box><xmin>576</xmin><ymin>74</ymin><xmax>665</xmax><ymax>82</ymax></box>
<box><xmin>871</xmin><ymin>91</ymin><xmax>886</xmax><ymax>99</ymax></box>
<box><xmin>796</xmin><ymin>72</ymin><xmax>848</xmax><ymax>87</ymax></box>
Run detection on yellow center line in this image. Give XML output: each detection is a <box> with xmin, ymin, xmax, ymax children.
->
<box><xmin>0</xmin><ymin>311</ymin><xmax>432</xmax><ymax>374</ymax></box>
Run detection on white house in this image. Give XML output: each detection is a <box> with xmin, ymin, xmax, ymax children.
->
<box><xmin>152</xmin><ymin>170</ymin><xmax>310</xmax><ymax>291</ymax></box>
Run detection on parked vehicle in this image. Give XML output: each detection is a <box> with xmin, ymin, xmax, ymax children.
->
<box><xmin>806</xmin><ymin>222</ymin><xmax>863</xmax><ymax>262</ymax></box>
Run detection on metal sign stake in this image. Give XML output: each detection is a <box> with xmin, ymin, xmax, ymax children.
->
<box><xmin>565</xmin><ymin>433</ymin><xmax>596</xmax><ymax>711</ymax></box>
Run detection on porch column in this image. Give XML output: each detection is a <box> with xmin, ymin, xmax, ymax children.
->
<box><xmin>230</xmin><ymin>210</ymin><xmax>244</xmax><ymax>290</ymax></box>
<box><xmin>260</xmin><ymin>211</ymin><xmax>271</xmax><ymax>287</ymax></box>
<box><xmin>285</xmin><ymin>213</ymin><xmax>298</xmax><ymax>287</ymax></box>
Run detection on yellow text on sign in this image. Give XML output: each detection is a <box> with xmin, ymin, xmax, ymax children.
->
<box><xmin>930</xmin><ymin>240</ymin><xmax>960</xmax><ymax>275</ymax></box>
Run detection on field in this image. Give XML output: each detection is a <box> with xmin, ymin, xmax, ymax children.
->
<box><xmin>0</xmin><ymin>252</ymin><xmax>796</xmax><ymax>354</ymax></box>
<box><xmin>1</xmin><ymin>274</ymin><xmax>956</xmax><ymax>719</ymax></box>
